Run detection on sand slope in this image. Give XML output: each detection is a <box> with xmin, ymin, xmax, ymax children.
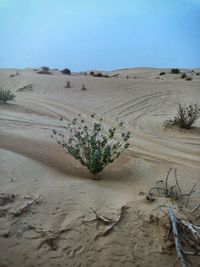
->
<box><xmin>0</xmin><ymin>68</ymin><xmax>199</xmax><ymax>266</ymax></box>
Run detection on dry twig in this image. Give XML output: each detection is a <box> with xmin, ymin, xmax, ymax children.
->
<box><xmin>146</xmin><ymin>168</ymin><xmax>199</xmax><ymax>213</ymax></box>
<box><xmin>12</xmin><ymin>195</ymin><xmax>41</xmax><ymax>217</ymax></box>
<box><xmin>91</xmin><ymin>206</ymin><xmax>126</xmax><ymax>237</ymax></box>
<box><xmin>168</xmin><ymin>208</ymin><xmax>200</xmax><ymax>267</ymax></box>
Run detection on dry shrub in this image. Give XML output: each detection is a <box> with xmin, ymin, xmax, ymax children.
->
<box><xmin>164</xmin><ymin>103</ymin><xmax>200</xmax><ymax>129</ymax></box>
<box><xmin>37</xmin><ymin>66</ymin><xmax>52</xmax><ymax>75</ymax></box>
<box><xmin>0</xmin><ymin>88</ymin><xmax>15</xmax><ymax>103</ymax></box>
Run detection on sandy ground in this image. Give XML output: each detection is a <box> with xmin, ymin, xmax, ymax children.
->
<box><xmin>0</xmin><ymin>68</ymin><xmax>199</xmax><ymax>267</ymax></box>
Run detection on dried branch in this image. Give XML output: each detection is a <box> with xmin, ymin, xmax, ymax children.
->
<box><xmin>12</xmin><ymin>195</ymin><xmax>41</xmax><ymax>217</ymax></box>
<box><xmin>101</xmin><ymin>206</ymin><xmax>125</xmax><ymax>236</ymax></box>
<box><xmin>192</xmin><ymin>202</ymin><xmax>200</xmax><ymax>213</ymax></box>
<box><xmin>183</xmin><ymin>183</ymin><xmax>196</xmax><ymax>209</ymax></box>
<box><xmin>167</xmin><ymin>208</ymin><xmax>200</xmax><ymax>267</ymax></box>
<box><xmin>90</xmin><ymin>208</ymin><xmax>113</xmax><ymax>225</ymax></box>
<box><xmin>0</xmin><ymin>193</ymin><xmax>15</xmax><ymax>206</ymax></box>
<box><xmin>146</xmin><ymin>169</ymin><xmax>200</xmax><ymax>214</ymax></box>
<box><xmin>168</xmin><ymin>208</ymin><xmax>187</xmax><ymax>267</ymax></box>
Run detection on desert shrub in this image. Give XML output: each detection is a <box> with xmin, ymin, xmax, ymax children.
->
<box><xmin>65</xmin><ymin>80</ymin><xmax>71</xmax><ymax>88</ymax></box>
<box><xmin>61</xmin><ymin>68</ymin><xmax>71</xmax><ymax>75</ymax></box>
<box><xmin>81</xmin><ymin>84</ymin><xmax>86</xmax><ymax>91</ymax></box>
<box><xmin>181</xmin><ymin>73</ymin><xmax>187</xmax><ymax>79</ymax></box>
<box><xmin>95</xmin><ymin>72</ymin><xmax>104</xmax><ymax>77</ymax></box>
<box><xmin>0</xmin><ymin>89</ymin><xmax>15</xmax><ymax>103</ymax></box>
<box><xmin>164</xmin><ymin>103</ymin><xmax>200</xmax><ymax>129</ymax></box>
<box><xmin>90</xmin><ymin>71</ymin><xmax>110</xmax><ymax>78</ymax></box>
<box><xmin>52</xmin><ymin>114</ymin><xmax>131</xmax><ymax>178</ymax></box>
<box><xmin>17</xmin><ymin>84</ymin><xmax>33</xmax><ymax>92</ymax></box>
<box><xmin>196</xmin><ymin>72</ymin><xmax>200</xmax><ymax>76</ymax></box>
<box><xmin>37</xmin><ymin>66</ymin><xmax>52</xmax><ymax>75</ymax></box>
<box><xmin>9</xmin><ymin>74</ymin><xmax>15</xmax><ymax>78</ymax></box>
<box><xmin>185</xmin><ymin>77</ymin><xmax>192</xmax><ymax>81</ymax></box>
<box><xmin>159</xmin><ymin>72</ymin><xmax>166</xmax><ymax>76</ymax></box>
<box><xmin>171</xmin><ymin>68</ymin><xmax>180</xmax><ymax>74</ymax></box>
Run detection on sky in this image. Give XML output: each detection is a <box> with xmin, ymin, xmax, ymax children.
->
<box><xmin>0</xmin><ymin>0</ymin><xmax>199</xmax><ymax>71</ymax></box>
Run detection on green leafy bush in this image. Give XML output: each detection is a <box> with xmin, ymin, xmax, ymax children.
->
<box><xmin>0</xmin><ymin>89</ymin><xmax>15</xmax><ymax>103</ymax></box>
<box><xmin>164</xmin><ymin>103</ymin><xmax>200</xmax><ymax>129</ymax></box>
<box><xmin>52</xmin><ymin>114</ymin><xmax>131</xmax><ymax>179</ymax></box>
<box><xmin>171</xmin><ymin>68</ymin><xmax>180</xmax><ymax>74</ymax></box>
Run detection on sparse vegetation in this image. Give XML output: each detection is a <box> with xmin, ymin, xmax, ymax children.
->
<box><xmin>171</xmin><ymin>68</ymin><xmax>180</xmax><ymax>74</ymax></box>
<box><xmin>52</xmin><ymin>114</ymin><xmax>131</xmax><ymax>179</ymax></box>
<box><xmin>61</xmin><ymin>68</ymin><xmax>71</xmax><ymax>75</ymax></box>
<box><xmin>17</xmin><ymin>84</ymin><xmax>33</xmax><ymax>92</ymax></box>
<box><xmin>159</xmin><ymin>72</ymin><xmax>166</xmax><ymax>76</ymax></box>
<box><xmin>37</xmin><ymin>66</ymin><xmax>52</xmax><ymax>75</ymax></box>
<box><xmin>185</xmin><ymin>77</ymin><xmax>192</xmax><ymax>81</ymax></box>
<box><xmin>0</xmin><ymin>88</ymin><xmax>16</xmax><ymax>103</ymax></box>
<box><xmin>90</xmin><ymin>71</ymin><xmax>110</xmax><ymax>78</ymax></box>
<box><xmin>181</xmin><ymin>73</ymin><xmax>187</xmax><ymax>79</ymax></box>
<box><xmin>95</xmin><ymin>72</ymin><xmax>104</xmax><ymax>77</ymax></box>
<box><xmin>65</xmin><ymin>80</ymin><xmax>71</xmax><ymax>88</ymax></box>
<box><xmin>81</xmin><ymin>84</ymin><xmax>86</xmax><ymax>91</ymax></box>
<box><xmin>164</xmin><ymin>103</ymin><xmax>200</xmax><ymax>129</ymax></box>
<box><xmin>196</xmin><ymin>72</ymin><xmax>200</xmax><ymax>76</ymax></box>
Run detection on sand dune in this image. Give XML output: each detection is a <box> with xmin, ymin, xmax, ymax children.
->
<box><xmin>0</xmin><ymin>68</ymin><xmax>199</xmax><ymax>266</ymax></box>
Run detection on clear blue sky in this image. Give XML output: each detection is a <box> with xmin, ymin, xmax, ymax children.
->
<box><xmin>0</xmin><ymin>0</ymin><xmax>199</xmax><ymax>71</ymax></box>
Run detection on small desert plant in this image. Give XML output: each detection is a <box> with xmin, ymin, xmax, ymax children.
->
<box><xmin>52</xmin><ymin>114</ymin><xmax>131</xmax><ymax>178</ymax></box>
<box><xmin>171</xmin><ymin>68</ymin><xmax>180</xmax><ymax>74</ymax></box>
<box><xmin>90</xmin><ymin>71</ymin><xmax>94</xmax><ymax>76</ymax></box>
<box><xmin>37</xmin><ymin>66</ymin><xmax>52</xmax><ymax>75</ymax></box>
<box><xmin>81</xmin><ymin>84</ymin><xmax>86</xmax><ymax>91</ymax></box>
<box><xmin>65</xmin><ymin>80</ymin><xmax>71</xmax><ymax>88</ymax></box>
<box><xmin>185</xmin><ymin>77</ymin><xmax>192</xmax><ymax>81</ymax></box>
<box><xmin>0</xmin><ymin>89</ymin><xmax>15</xmax><ymax>103</ymax></box>
<box><xmin>196</xmin><ymin>72</ymin><xmax>200</xmax><ymax>76</ymax></box>
<box><xmin>61</xmin><ymin>68</ymin><xmax>71</xmax><ymax>75</ymax></box>
<box><xmin>9</xmin><ymin>74</ymin><xmax>15</xmax><ymax>78</ymax></box>
<box><xmin>181</xmin><ymin>73</ymin><xmax>187</xmax><ymax>79</ymax></box>
<box><xmin>159</xmin><ymin>72</ymin><xmax>166</xmax><ymax>76</ymax></box>
<box><xmin>164</xmin><ymin>103</ymin><xmax>200</xmax><ymax>129</ymax></box>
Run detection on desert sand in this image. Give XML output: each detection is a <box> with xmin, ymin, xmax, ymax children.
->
<box><xmin>0</xmin><ymin>67</ymin><xmax>199</xmax><ymax>267</ymax></box>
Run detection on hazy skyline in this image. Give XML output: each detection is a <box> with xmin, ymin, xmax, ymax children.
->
<box><xmin>0</xmin><ymin>0</ymin><xmax>199</xmax><ymax>71</ymax></box>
